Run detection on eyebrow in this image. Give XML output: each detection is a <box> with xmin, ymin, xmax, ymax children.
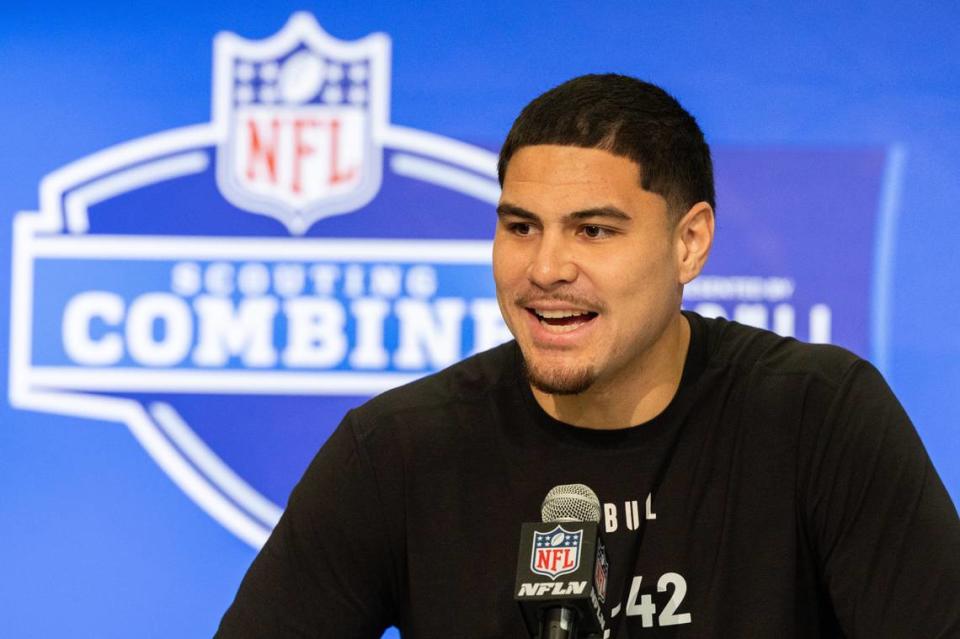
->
<box><xmin>496</xmin><ymin>202</ymin><xmax>632</xmax><ymax>223</ymax></box>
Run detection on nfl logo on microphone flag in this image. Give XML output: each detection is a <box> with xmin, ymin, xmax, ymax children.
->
<box><xmin>531</xmin><ymin>525</ymin><xmax>583</xmax><ymax>580</ymax></box>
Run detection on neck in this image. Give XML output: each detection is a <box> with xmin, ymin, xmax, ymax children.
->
<box><xmin>531</xmin><ymin>313</ymin><xmax>691</xmax><ymax>429</ymax></box>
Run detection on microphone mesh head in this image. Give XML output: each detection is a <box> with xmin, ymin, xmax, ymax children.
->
<box><xmin>541</xmin><ymin>484</ymin><xmax>601</xmax><ymax>523</ymax></box>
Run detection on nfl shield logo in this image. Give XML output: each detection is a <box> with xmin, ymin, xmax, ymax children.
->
<box><xmin>213</xmin><ymin>13</ymin><xmax>389</xmax><ymax>234</ymax></box>
<box><xmin>531</xmin><ymin>525</ymin><xmax>583</xmax><ymax>580</ymax></box>
<box><xmin>594</xmin><ymin>540</ymin><xmax>609</xmax><ymax>602</ymax></box>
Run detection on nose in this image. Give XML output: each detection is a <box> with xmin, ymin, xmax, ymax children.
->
<box><xmin>528</xmin><ymin>232</ymin><xmax>578</xmax><ymax>289</ymax></box>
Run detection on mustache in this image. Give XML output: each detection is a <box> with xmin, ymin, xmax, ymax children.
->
<box><xmin>513</xmin><ymin>290</ymin><xmax>606</xmax><ymax>313</ymax></box>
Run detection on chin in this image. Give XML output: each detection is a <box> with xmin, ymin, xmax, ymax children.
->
<box><xmin>523</xmin><ymin>358</ymin><xmax>597</xmax><ymax>396</ymax></box>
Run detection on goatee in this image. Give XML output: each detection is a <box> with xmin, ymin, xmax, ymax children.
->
<box><xmin>522</xmin><ymin>356</ymin><xmax>596</xmax><ymax>396</ymax></box>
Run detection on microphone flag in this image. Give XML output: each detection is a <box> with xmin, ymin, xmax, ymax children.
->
<box><xmin>515</xmin><ymin>521</ymin><xmax>610</xmax><ymax>637</ymax></box>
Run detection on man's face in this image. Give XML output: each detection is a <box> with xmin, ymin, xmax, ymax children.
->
<box><xmin>493</xmin><ymin>144</ymin><xmax>684</xmax><ymax>395</ymax></box>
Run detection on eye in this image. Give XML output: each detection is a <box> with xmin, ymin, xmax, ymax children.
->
<box><xmin>580</xmin><ymin>225</ymin><xmax>612</xmax><ymax>239</ymax></box>
<box><xmin>509</xmin><ymin>222</ymin><xmax>533</xmax><ymax>236</ymax></box>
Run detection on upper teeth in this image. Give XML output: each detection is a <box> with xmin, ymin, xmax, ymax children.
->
<box><xmin>535</xmin><ymin>309</ymin><xmax>591</xmax><ymax>319</ymax></box>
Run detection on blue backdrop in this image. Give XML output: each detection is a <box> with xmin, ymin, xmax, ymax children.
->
<box><xmin>2</xmin><ymin>2</ymin><xmax>958</xmax><ymax>637</ymax></box>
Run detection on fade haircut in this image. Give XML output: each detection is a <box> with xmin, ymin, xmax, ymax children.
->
<box><xmin>497</xmin><ymin>74</ymin><xmax>715</xmax><ymax>222</ymax></box>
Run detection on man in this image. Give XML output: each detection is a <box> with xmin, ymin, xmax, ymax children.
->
<box><xmin>216</xmin><ymin>74</ymin><xmax>960</xmax><ymax>637</ymax></box>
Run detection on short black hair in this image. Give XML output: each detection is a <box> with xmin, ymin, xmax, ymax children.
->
<box><xmin>497</xmin><ymin>74</ymin><xmax>715</xmax><ymax>221</ymax></box>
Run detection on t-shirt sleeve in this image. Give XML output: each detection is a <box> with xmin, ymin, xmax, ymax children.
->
<box><xmin>800</xmin><ymin>360</ymin><xmax>960</xmax><ymax>638</ymax></box>
<box><xmin>214</xmin><ymin>410</ymin><xmax>403</xmax><ymax>638</ymax></box>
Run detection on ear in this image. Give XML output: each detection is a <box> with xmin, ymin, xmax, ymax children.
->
<box><xmin>674</xmin><ymin>202</ymin><xmax>715</xmax><ymax>284</ymax></box>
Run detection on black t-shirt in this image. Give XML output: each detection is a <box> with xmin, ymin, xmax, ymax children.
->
<box><xmin>216</xmin><ymin>312</ymin><xmax>960</xmax><ymax>638</ymax></box>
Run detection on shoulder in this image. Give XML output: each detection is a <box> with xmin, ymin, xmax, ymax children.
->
<box><xmin>692</xmin><ymin>312</ymin><xmax>865</xmax><ymax>390</ymax></box>
<box><xmin>348</xmin><ymin>341</ymin><xmax>519</xmax><ymax>439</ymax></box>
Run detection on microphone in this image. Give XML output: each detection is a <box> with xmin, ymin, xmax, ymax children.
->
<box><xmin>515</xmin><ymin>484</ymin><xmax>611</xmax><ymax>639</ymax></box>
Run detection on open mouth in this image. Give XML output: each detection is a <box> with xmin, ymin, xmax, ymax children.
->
<box><xmin>526</xmin><ymin>308</ymin><xmax>599</xmax><ymax>333</ymax></box>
